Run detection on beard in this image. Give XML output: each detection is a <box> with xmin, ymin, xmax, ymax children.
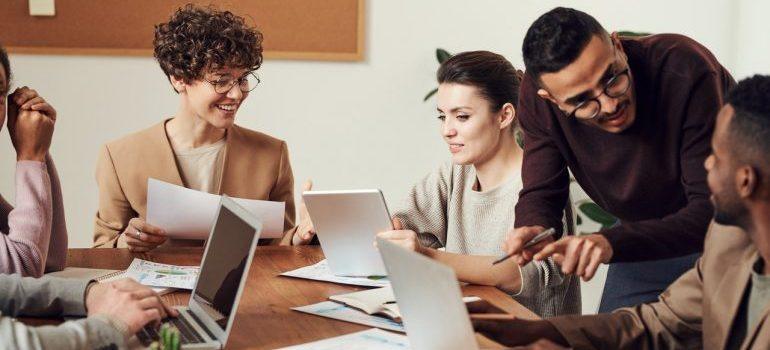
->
<box><xmin>712</xmin><ymin>194</ymin><xmax>748</xmax><ymax>227</ymax></box>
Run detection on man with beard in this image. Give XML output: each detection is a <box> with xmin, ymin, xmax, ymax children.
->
<box><xmin>505</xmin><ymin>7</ymin><xmax>735</xmax><ymax>311</ymax></box>
<box><xmin>475</xmin><ymin>75</ymin><xmax>770</xmax><ymax>349</ymax></box>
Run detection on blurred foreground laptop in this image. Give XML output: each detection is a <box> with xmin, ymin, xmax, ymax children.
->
<box><xmin>377</xmin><ymin>237</ymin><xmax>481</xmax><ymax>350</ymax></box>
<box><xmin>302</xmin><ymin>189</ymin><xmax>393</xmax><ymax>276</ymax></box>
<box><xmin>137</xmin><ymin>196</ymin><xmax>262</xmax><ymax>349</ymax></box>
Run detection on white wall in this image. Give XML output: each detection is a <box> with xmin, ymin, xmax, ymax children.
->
<box><xmin>1</xmin><ymin>0</ymin><xmax>768</xmax><ymax>312</ymax></box>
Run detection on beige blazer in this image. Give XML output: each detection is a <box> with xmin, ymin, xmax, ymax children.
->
<box><xmin>93</xmin><ymin>120</ymin><xmax>296</xmax><ymax>248</ymax></box>
<box><xmin>547</xmin><ymin>222</ymin><xmax>769</xmax><ymax>349</ymax></box>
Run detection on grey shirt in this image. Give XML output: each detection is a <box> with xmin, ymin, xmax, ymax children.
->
<box><xmin>393</xmin><ymin>162</ymin><xmax>580</xmax><ymax>317</ymax></box>
<box><xmin>0</xmin><ymin>274</ymin><xmax>127</xmax><ymax>349</ymax></box>
<box><xmin>748</xmin><ymin>259</ymin><xmax>770</xmax><ymax>332</ymax></box>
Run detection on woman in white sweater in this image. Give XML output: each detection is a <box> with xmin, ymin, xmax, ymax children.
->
<box><xmin>377</xmin><ymin>51</ymin><xmax>580</xmax><ymax>317</ymax></box>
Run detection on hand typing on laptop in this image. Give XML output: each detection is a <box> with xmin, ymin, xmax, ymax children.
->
<box><xmin>86</xmin><ymin>278</ymin><xmax>178</xmax><ymax>334</ymax></box>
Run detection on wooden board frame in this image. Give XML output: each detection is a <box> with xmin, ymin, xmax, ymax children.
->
<box><xmin>1</xmin><ymin>0</ymin><xmax>365</xmax><ymax>61</ymax></box>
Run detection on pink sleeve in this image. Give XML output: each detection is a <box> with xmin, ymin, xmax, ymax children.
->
<box><xmin>44</xmin><ymin>155</ymin><xmax>68</xmax><ymax>272</ymax></box>
<box><xmin>0</xmin><ymin>161</ymin><xmax>54</xmax><ymax>277</ymax></box>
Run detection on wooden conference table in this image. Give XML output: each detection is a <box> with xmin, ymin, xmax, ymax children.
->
<box><xmin>56</xmin><ymin>246</ymin><xmax>538</xmax><ymax>349</ymax></box>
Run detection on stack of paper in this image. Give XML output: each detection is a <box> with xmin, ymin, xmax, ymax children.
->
<box><xmin>281</xmin><ymin>259</ymin><xmax>390</xmax><ymax>288</ymax></box>
<box><xmin>329</xmin><ymin>287</ymin><xmax>401</xmax><ymax>321</ymax></box>
<box><xmin>276</xmin><ymin>328</ymin><xmax>409</xmax><ymax>349</ymax></box>
<box><xmin>293</xmin><ymin>301</ymin><xmax>405</xmax><ymax>333</ymax></box>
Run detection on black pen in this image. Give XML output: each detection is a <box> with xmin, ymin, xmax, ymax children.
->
<box><xmin>492</xmin><ymin>227</ymin><xmax>556</xmax><ymax>265</ymax></box>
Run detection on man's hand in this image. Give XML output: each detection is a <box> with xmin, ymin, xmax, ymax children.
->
<box><xmin>292</xmin><ymin>180</ymin><xmax>316</xmax><ymax>245</ymax></box>
<box><xmin>122</xmin><ymin>217</ymin><xmax>167</xmax><ymax>252</ymax></box>
<box><xmin>375</xmin><ymin>218</ymin><xmax>427</xmax><ymax>255</ymax></box>
<box><xmin>7</xmin><ymin>87</ymin><xmax>56</xmax><ymax>162</ymax></box>
<box><xmin>502</xmin><ymin>226</ymin><xmax>553</xmax><ymax>266</ymax></box>
<box><xmin>86</xmin><ymin>278</ymin><xmax>178</xmax><ymax>335</ymax></box>
<box><xmin>472</xmin><ymin>316</ymin><xmax>568</xmax><ymax>348</ymax></box>
<box><xmin>534</xmin><ymin>233</ymin><xmax>613</xmax><ymax>281</ymax></box>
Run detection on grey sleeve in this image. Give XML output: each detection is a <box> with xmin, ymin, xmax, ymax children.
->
<box><xmin>1</xmin><ymin>314</ymin><xmax>127</xmax><ymax>350</ymax></box>
<box><xmin>392</xmin><ymin>163</ymin><xmax>453</xmax><ymax>249</ymax></box>
<box><xmin>0</xmin><ymin>274</ymin><xmax>88</xmax><ymax>317</ymax></box>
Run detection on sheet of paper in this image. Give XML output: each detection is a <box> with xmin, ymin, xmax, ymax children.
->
<box><xmin>281</xmin><ymin>259</ymin><xmax>390</xmax><ymax>288</ymax></box>
<box><xmin>292</xmin><ymin>301</ymin><xmax>405</xmax><ymax>333</ymax></box>
<box><xmin>123</xmin><ymin>258</ymin><xmax>199</xmax><ymax>290</ymax></box>
<box><xmin>276</xmin><ymin>328</ymin><xmax>409</xmax><ymax>350</ymax></box>
<box><xmin>146</xmin><ymin>178</ymin><xmax>285</xmax><ymax>239</ymax></box>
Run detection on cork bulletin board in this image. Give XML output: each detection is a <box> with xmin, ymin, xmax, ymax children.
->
<box><xmin>0</xmin><ymin>0</ymin><xmax>365</xmax><ymax>61</ymax></box>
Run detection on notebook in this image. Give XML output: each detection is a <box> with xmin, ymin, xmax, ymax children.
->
<box><xmin>47</xmin><ymin>266</ymin><xmax>176</xmax><ymax>295</ymax></box>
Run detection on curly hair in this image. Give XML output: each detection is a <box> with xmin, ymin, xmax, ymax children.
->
<box><xmin>153</xmin><ymin>4</ymin><xmax>263</xmax><ymax>84</ymax></box>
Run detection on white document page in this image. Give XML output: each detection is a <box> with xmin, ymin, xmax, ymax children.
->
<box><xmin>123</xmin><ymin>258</ymin><xmax>199</xmax><ymax>290</ymax></box>
<box><xmin>281</xmin><ymin>259</ymin><xmax>390</xmax><ymax>288</ymax></box>
<box><xmin>292</xmin><ymin>301</ymin><xmax>405</xmax><ymax>333</ymax></box>
<box><xmin>276</xmin><ymin>328</ymin><xmax>409</xmax><ymax>350</ymax></box>
<box><xmin>146</xmin><ymin>178</ymin><xmax>285</xmax><ymax>239</ymax></box>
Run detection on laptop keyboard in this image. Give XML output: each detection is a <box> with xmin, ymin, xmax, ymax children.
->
<box><xmin>137</xmin><ymin>310</ymin><xmax>206</xmax><ymax>346</ymax></box>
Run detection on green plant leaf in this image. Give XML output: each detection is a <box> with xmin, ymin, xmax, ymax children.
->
<box><xmin>423</xmin><ymin>87</ymin><xmax>438</xmax><ymax>101</ymax></box>
<box><xmin>578</xmin><ymin>202</ymin><xmax>616</xmax><ymax>228</ymax></box>
<box><xmin>436</xmin><ymin>48</ymin><xmax>452</xmax><ymax>63</ymax></box>
<box><xmin>616</xmin><ymin>31</ymin><xmax>651</xmax><ymax>37</ymax></box>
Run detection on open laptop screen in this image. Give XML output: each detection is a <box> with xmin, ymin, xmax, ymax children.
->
<box><xmin>192</xmin><ymin>203</ymin><xmax>258</xmax><ymax>329</ymax></box>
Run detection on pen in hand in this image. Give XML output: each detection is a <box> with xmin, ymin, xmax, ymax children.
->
<box><xmin>492</xmin><ymin>227</ymin><xmax>556</xmax><ymax>265</ymax></box>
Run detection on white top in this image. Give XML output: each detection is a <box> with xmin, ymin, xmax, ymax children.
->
<box><xmin>172</xmin><ymin>138</ymin><xmax>226</xmax><ymax>194</ymax></box>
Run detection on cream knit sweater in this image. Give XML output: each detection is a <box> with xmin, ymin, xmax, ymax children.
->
<box><xmin>393</xmin><ymin>161</ymin><xmax>580</xmax><ymax>317</ymax></box>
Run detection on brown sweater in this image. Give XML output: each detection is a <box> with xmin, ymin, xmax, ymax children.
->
<box><xmin>514</xmin><ymin>34</ymin><xmax>735</xmax><ymax>262</ymax></box>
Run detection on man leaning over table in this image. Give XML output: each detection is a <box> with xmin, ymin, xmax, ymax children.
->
<box><xmin>503</xmin><ymin>7</ymin><xmax>735</xmax><ymax>312</ymax></box>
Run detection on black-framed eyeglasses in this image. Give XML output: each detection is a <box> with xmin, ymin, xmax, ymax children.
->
<box><xmin>566</xmin><ymin>67</ymin><xmax>631</xmax><ymax>120</ymax></box>
<box><xmin>204</xmin><ymin>72</ymin><xmax>260</xmax><ymax>94</ymax></box>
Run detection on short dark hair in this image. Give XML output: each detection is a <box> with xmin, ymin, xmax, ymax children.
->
<box><xmin>522</xmin><ymin>7</ymin><xmax>608</xmax><ymax>82</ymax></box>
<box><xmin>0</xmin><ymin>43</ymin><xmax>11</xmax><ymax>88</ymax></box>
<box><xmin>726</xmin><ymin>75</ymin><xmax>770</xmax><ymax>182</ymax></box>
<box><xmin>437</xmin><ymin>50</ymin><xmax>522</xmax><ymax>111</ymax></box>
<box><xmin>153</xmin><ymin>4</ymin><xmax>263</xmax><ymax>84</ymax></box>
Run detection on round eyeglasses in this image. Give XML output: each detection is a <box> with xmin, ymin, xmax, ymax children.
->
<box><xmin>205</xmin><ymin>72</ymin><xmax>260</xmax><ymax>94</ymax></box>
<box><xmin>567</xmin><ymin>68</ymin><xmax>631</xmax><ymax>120</ymax></box>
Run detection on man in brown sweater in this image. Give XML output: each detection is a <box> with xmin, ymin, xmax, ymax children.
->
<box><xmin>504</xmin><ymin>7</ymin><xmax>735</xmax><ymax>311</ymax></box>
<box><xmin>475</xmin><ymin>74</ymin><xmax>770</xmax><ymax>350</ymax></box>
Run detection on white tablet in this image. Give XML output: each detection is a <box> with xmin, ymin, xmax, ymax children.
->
<box><xmin>302</xmin><ymin>189</ymin><xmax>393</xmax><ymax>277</ymax></box>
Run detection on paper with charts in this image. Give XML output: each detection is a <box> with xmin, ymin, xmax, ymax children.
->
<box><xmin>276</xmin><ymin>328</ymin><xmax>409</xmax><ymax>350</ymax></box>
<box><xmin>281</xmin><ymin>259</ymin><xmax>390</xmax><ymax>288</ymax></box>
<box><xmin>124</xmin><ymin>259</ymin><xmax>199</xmax><ymax>290</ymax></box>
<box><xmin>293</xmin><ymin>301</ymin><xmax>405</xmax><ymax>333</ymax></box>
<box><xmin>146</xmin><ymin>178</ymin><xmax>285</xmax><ymax>239</ymax></box>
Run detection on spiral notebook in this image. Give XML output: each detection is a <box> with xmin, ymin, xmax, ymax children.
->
<box><xmin>47</xmin><ymin>267</ymin><xmax>176</xmax><ymax>295</ymax></box>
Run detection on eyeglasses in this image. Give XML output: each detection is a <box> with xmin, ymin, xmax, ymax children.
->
<box><xmin>204</xmin><ymin>72</ymin><xmax>260</xmax><ymax>94</ymax></box>
<box><xmin>567</xmin><ymin>67</ymin><xmax>631</xmax><ymax>120</ymax></box>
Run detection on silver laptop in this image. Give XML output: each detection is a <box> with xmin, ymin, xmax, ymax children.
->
<box><xmin>377</xmin><ymin>237</ymin><xmax>480</xmax><ymax>350</ymax></box>
<box><xmin>137</xmin><ymin>196</ymin><xmax>262</xmax><ymax>349</ymax></box>
<box><xmin>302</xmin><ymin>189</ymin><xmax>392</xmax><ymax>276</ymax></box>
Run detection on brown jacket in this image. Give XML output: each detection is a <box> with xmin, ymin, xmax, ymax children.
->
<box><xmin>548</xmin><ymin>223</ymin><xmax>769</xmax><ymax>349</ymax></box>
<box><xmin>93</xmin><ymin>120</ymin><xmax>296</xmax><ymax>248</ymax></box>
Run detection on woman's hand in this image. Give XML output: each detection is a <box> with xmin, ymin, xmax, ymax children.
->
<box><xmin>292</xmin><ymin>180</ymin><xmax>317</xmax><ymax>245</ymax></box>
<box><xmin>122</xmin><ymin>217</ymin><xmax>168</xmax><ymax>252</ymax></box>
<box><xmin>376</xmin><ymin>218</ymin><xmax>427</xmax><ymax>255</ymax></box>
<box><xmin>7</xmin><ymin>87</ymin><xmax>56</xmax><ymax>162</ymax></box>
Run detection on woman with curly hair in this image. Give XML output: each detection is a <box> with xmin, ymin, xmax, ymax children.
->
<box><xmin>93</xmin><ymin>5</ymin><xmax>297</xmax><ymax>250</ymax></box>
